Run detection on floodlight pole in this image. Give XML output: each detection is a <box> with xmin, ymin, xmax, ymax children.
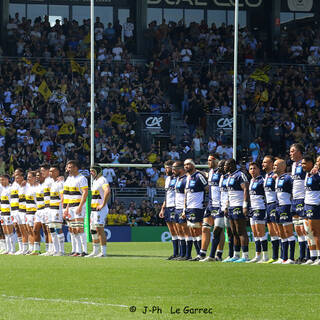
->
<box><xmin>233</xmin><ymin>0</ymin><xmax>239</xmax><ymax>161</ymax></box>
<box><xmin>90</xmin><ymin>0</ymin><xmax>95</xmax><ymax>171</ymax></box>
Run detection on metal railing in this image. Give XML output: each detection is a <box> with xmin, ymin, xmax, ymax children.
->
<box><xmin>111</xmin><ymin>187</ymin><xmax>165</xmax><ymax>204</ymax></box>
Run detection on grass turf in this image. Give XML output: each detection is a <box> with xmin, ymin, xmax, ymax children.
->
<box><xmin>0</xmin><ymin>242</ymin><xmax>320</xmax><ymax>320</ymax></box>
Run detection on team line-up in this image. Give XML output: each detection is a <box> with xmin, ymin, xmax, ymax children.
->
<box><xmin>161</xmin><ymin>143</ymin><xmax>320</xmax><ymax>265</ymax></box>
<box><xmin>0</xmin><ymin>160</ymin><xmax>110</xmax><ymax>257</ymax></box>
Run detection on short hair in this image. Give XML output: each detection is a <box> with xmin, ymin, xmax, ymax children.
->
<box><xmin>67</xmin><ymin>160</ymin><xmax>80</xmax><ymax>169</ymax></box>
<box><xmin>249</xmin><ymin>161</ymin><xmax>259</xmax><ymax>168</ymax></box>
<box><xmin>291</xmin><ymin>143</ymin><xmax>304</xmax><ymax>154</ymax></box>
<box><xmin>50</xmin><ymin>164</ymin><xmax>60</xmax><ymax>172</ymax></box>
<box><xmin>264</xmin><ymin>155</ymin><xmax>274</xmax><ymax>162</ymax></box>
<box><xmin>172</xmin><ymin>160</ymin><xmax>183</xmax><ymax>169</ymax></box>
<box><xmin>302</xmin><ymin>155</ymin><xmax>314</xmax><ymax>164</ymax></box>
<box><xmin>40</xmin><ymin>163</ymin><xmax>50</xmax><ymax>170</ymax></box>
<box><xmin>15</xmin><ymin>167</ymin><xmax>24</xmax><ymax>175</ymax></box>
<box><xmin>164</xmin><ymin>160</ymin><xmax>175</xmax><ymax>167</ymax></box>
<box><xmin>27</xmin><ymin>170</ymin><xmax>37</xmax><ymax>177</ymax></box>
<box><xmin>0</xmin><ymin>174</ymin><xmax>10</xmax><ymax>180</ymax></box>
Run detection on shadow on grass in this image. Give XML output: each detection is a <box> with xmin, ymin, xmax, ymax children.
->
<box><xmin>107</xmin><ymin>254</ymin><xmax>168</xmax><ymax>258</ymax></box>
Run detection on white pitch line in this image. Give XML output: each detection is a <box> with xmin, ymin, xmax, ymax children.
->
<box><xmin>1</xmin><ymin>294</ymin><xmax>128</xmax><ymax>308</ymax></box>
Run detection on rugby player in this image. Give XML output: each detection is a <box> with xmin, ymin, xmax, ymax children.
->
<box><xmin>200</xmin><ymin>157</ymin><xmax>225</xmax><ymax>262</ymax></box>
<box><xmin>172</xmin><ymin>160</ymin><xmax>191</xmax><ymax>260</ymax></box>
<box><xmin>0</xmin><ymin>179</ymin><xmax>4</xmax><ymax>253</ymax></box>
<box><xmin>159</xmin><ymin>160</ymin><xmax>179</xmax><ymax>260</ymax></box>
<box><xmin>0</xmin><ymin>174</ymin><xmax>15</xmax><ymax>254</ymax></box>
<box><xmin>223</xmin><ymin>159</ymin><xmax>250</xmax><ymax>263</ymax></box>
<box><xmin>49</xmin><ymin>165</ymin><xmax>65</xmax><ymax>256</ymax></box>
<box><xmin>262</xmin><ymin>156</ymin><xmax>280</xmax><ymax>263</ymax></box>
<box><xmin>290</xmin><ymin>143</ymin><xmax>308</xmax><ymax>263</ymax></box>
<box><xmin>182</xmin><ymin>159</ymin><xmax>208</xmax><ymax>260</ymax></box>
<box><xmin>87</xmin><ymin>165</ymin><xmax>110</xmax><ymax>258</ymax></box>
<box><xmin>247</xmin><ymin>162</ymin><xmax>269</xmax><ymax>263</ymax></box>
<box><xmin>63</xmin><ymin>160</ymin><xmax>88</xmax><ymax>257</ymax></box>
<box><xmin>273</xmin><ymin>159</ymin><xmax>296</xmax><ymax>264</ymax></box>
<box><xmin>302</xmin><ymin>155</ymin><xmax>320</xmax><ymax>265</ymax></box>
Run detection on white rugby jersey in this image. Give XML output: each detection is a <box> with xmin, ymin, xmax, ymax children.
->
<box><xmin>219</xmin><ymin>174</ymin><xmax>229</xmax><ymax>211</ymax></box>
<box><xmin>275</xmin><ymin>174</ymin><xmax>293</xmax><ymax>206</ymax></box>
<box><xmin>43</xmin><ymin>177</ymin><xmax>54</xmax><ymax>209</ymax></box>
<box><xmin>185</xmin><ymin>171</ymin><xmax>207</xmax><ymax>209</ymax></box>
<box><xmin>305</xmin><ymin>173</ymin><xmax>320</xmax><ymax>205</ymax></box>
<box><xmin>226</xmin><ymin>170</ymin><xmax>248</xmax><ymax>207</ymax></box>
<box><xmin>50</xmin><ymin>180</ymin><xmax>64</xmax><ymax>214</ymax></box>
<box><xmin>292</xmin><ymin>161</ymin><xmax>306</xmax><ymax>200</ymax></box>
<box><xmin>174</xmin><ymin>175</ymin><xmax>187</xmax><ymax>210</ymax></box>
<box><xmin>208</xmin><ymin>169</ymin><xmax>221</xmax><ymax>208</ymax></box>
<box><xmin>263</xmin><ymin>171</ymin><xmax>277</xmax><ymax>204</ymax></box>
<box><xmin>35</xmin><ymin>183</ymin><xmax>45</xmax><ymax>211</ymax></box>
<box><xmin>25</xmin><ymin>184</ymin><xmax>37</xmax><ymax>215</ymax></box>
<box><xmin>249</xmin><ymin>176</ymin><xmax>266</xmax><ymax>210</ymax></box>
<box><xmin>91</xmin><ymin>175</ymin><xmax>109</xmax><ymax>211</ymax></box>
<box><xmin>18</xmin><ymin>184</ymin><xmax>26</xmax><ymax>214</ymax></box>
<box><xmin>1</xmin><ymin>185</ymin><xmax>11</xmax><ymax>216</ymax></box>
<box><xmin>63</xmin><ymin>174</ymin><xmax>88</xmax><ymax>208</ymax></box>
<box><xmin>165</xmin><ymin>176</ymin><xmax>176</xmax><ymax>208</ymax></box>
<box><xmin>10</xmin><ymin>181</ymin><xmax>20</xmax><ymax>214</ymax></box>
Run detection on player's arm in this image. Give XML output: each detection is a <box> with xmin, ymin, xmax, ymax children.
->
<box><xmin>159</xmin><ymin>200</ymin><xmax>166</xmax><ymax>218</ymax></box>
<box><xmin>76</xmin><ymin>187</ymin><xmax>88</xmax><ymax>215</ymax></box>
<box><xmin>241</xmin><ymin>181</ymin><xmax>249</xmax><ymax>216</ymax></box>
<box><xmin>97</xmin><ymin>183</ymin><xmax>111</xmax><ymax>211</ymax></box>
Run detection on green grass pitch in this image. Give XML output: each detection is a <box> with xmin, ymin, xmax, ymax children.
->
<box><xmin>1</xmin><ymin>242</ymin><xmax>320</xmax><ymax>320</ymax></box>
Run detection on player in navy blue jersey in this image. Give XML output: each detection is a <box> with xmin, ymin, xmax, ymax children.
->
<box><xmin>274</xmin><ymin>159</ymin><xmax>296</xmax><ymax>264</ymax></box>
<box><xmin>262</xmin><ymin>155</ymin><xmax>281</xmax><ymax>263</ymax></box>
<box><xmin>223</xmin><ymin>159</ymin><xmax>250</xmax><ymax>263</ymax></box>
<box><xmin>247</xmin><ymin>162</ymin><xmax>269</xmax><ymax>263</ymax></box>
<box><xmin>172</xmin><ymin>160</ymin><xmax>191</xmax><ymax>261</ymax></box>
<box><xmin>159</xmin><ymin>160</ymin><xmax>179</xmax><ymax>260</ymax></box>
<box><xmin>290</xmin><ymin>143</ymin><xmax>308</xmax><ymax>264</ymax></box>
<box><xmin>301</xmin><ymin>155</ymin><xmax>320</xmax><ymax>265</ymax></box>
<box><xmin>182</xmin><ymin>159</ymin><xmax>208</xmax><ymax>260</ymax></box>
<box><xmin>199</xmin><ymin>157</ymin><xmax>225</xmax><ymax>262</ymax></box>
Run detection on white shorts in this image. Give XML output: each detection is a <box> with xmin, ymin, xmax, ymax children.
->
<box><xmin>90</xmin><ymin>207</ymin><xmax>108</xmax><ymax>227</ymax></box>
<box><xmin>16</xmin><ymin>212</ymin><xmax>26</xmax><ymax>225</ymax></box>
<box><xmin>214</xmin><ymin>217</ymin><xmax>225</xmax><ymax>228</ymax></box>
<box><xmin>34</xmin><ymin>210</ymin><xmax>43</xmax><ymax>224</ymax></box>
<box><xmin>42</xmin><ymin>208</ymin><xmax>50</xmax><ymax>224</ymax></box>
<box><xmin>49</xmin><ymin>210</ymin><xmax>63</xmax><ymax>224</ymax></box>
<box><xmin>11</xmin><ymin>211</ymin><xmax>19</xmax><ymax>224</ymax></box>
<box><xmin>69</xmin><ymin>207</ymin><xmax>86</xmax><ymax>220</ymax></box>
<box><xmin>224</xmin><ymin>216</ymin><xmax>230</xmax><ymax>228</ymax></box>
<box><xmin>26</xmin><ymin>214</ymin><xmax>35</xmax><ymax>227</ymax></box>
<box><xmin>1</xmin><ymin>215</ymin><xmax>13</xmax><ymax>226</ymax></box>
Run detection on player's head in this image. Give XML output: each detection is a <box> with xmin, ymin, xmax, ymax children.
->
<box><xmin>249</xmin><ymin>162</ymin><xmax>260</xmax><ymax>178</ymax></box>
<box><xmin>207</xmin><ymin>154</ymin><xmax>217</xmax><ymax>169</ymax></box>
<box><xmin>14</xmin><ymin>168</ymin><xmax>24</xmax><ymax>178</ymax></box>
<box><xmin>262</xmin><ymin>155</ymin><xmax>274</xmax><ymax>173</ymax></box>
<box><xmin>67</xmin><ymin>160</ymin><xmax>80</xmax><ymax>176</ymax></box>
<box><xmin>27</xmin><ymin>171</ymin><xmax>37</xmax><ymax>185</ymax></box>
<box><xmin>217</xmin><ymin>160</ymin><xmax>225</xmax><ymax>174</ymax></box>
<box><xmin>36</xmin><ymin>170</ymin><xmax>45</xmax><ymax>184</ymax></box>
<box><xmin>40</xmin><ymin>163</ymin><xmax>50</xmax><ymax>178</ymax></box>
<box><xmin>290</xmin><ymin>143</ymin><xmax>304</xmax><ymax>162</ymax></box>
<box><xmin>0</xmin><ymin>174</ymin><xmax>10</xmax><ymax>187</ymax></box>
<box><xmin>49</xmin><ymin>165</ymin><xmax>60</xmax><ymax>180</ymax></box>
<box><xmin>184</xmin><ymin>158</ymin><xmax>195</xmax><ymax>174</ymax></box>
<box><xmin>90</xmin><ymin>164</ymin><xmax>102</xmax><ymax>179</ymax></box>
<box><xmin>273</xmin><ymin>159</ymin><xmax>286</xmax><ymax>175</ymax></box>
<box><xmin>301</xmin><ymin>155</ymin><xmax>314</xmax><ymax>173</ymax></box>
<box><xmin>224</xmin><ymin>158</ymin><xmax>236</xmax><ymax>173</ymax></box>
<box><xmin>164</xmin><ymin>160</ymin><xmax>174</xmax><ymax>176</ymax></box>
<box><xmin>172</xmin><ymin>160</ymin><xmax>184</xmax><ymax>177</ymax></box>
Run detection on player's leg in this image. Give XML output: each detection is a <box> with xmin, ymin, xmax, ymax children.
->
<box><xmin>247</xmin><ymin>220</ymin><xmax>261</xmax><ymax>263</ymax></box>
<box><xmin>234</xmin><ymin>218</ymin><xmax>249</xmax><ymax>263</ymax></box>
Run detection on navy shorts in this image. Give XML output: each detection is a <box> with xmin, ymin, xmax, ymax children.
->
<box><xmin>164</xmin><ymin>207</ymin><xmax>175</xmax><ymax>223</ymax></box>
<box><xmin>291</xmin><ymin>199</ymin><xmax>305</xmax><ymax>218</ymax></box>
<box><xmin>204</xmin><ymin>206</ymin><xmax>224</xmax><ymax>219</ymax></box>
<box><xmin>185</xmin><ymin>208</ymin><xmax>204</xmax><ymax>223</ymax></box>
<box><xmin>251</xmin><ymin>209</ymin><xmax>267</xmax><ymax>221</ymax></box>
<box><xmin>266</xmin><ymin>202</ymin><xmax>277</xmax><ymax>223</ymax></box>
<box><xmin>304</xmin><ymin>204</ymin><xmax>320</xmax><ymax>220</ymax></box>
<box><xmin>277</xmin><ymin>205</ymin><xmax>292</xmax><ymax>224</ymax></box>
<box><xmin>228</xmin><ymin>206</ymin><xmax>245</xmax><ymax>220</ymax></box>
<box><xmin>175</xmin><ymin>209</ymin><xmax>187</xmax><ymax>224</ymax></box>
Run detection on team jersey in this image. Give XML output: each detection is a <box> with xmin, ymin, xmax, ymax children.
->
<box><xmin>1</xmin><ymin>185</ymin><xmax>11</xmax><ymax>216</ymax></box>
<box><xmin>43</xmin><ymin>177</ymin><xmax>54</xmax><ymax>209</ymax></box>
<box><xmin>18</xmin><ymin>184</ymin><xmax>26</xmax><ymax>214</ymax></box>
<box><xmin>185</xmin><ymin>171</ymin><xmax>207</xmax><ymax>209</ymax></box>
<box><xmin>165</xmin><ymin>176</ymin><xmax>177</xmax><ymax>208</ymax></box>
<box><xmin>249</xmin><ymin>175</ymin><xmax>266</xmax><ymax>210</ymax></box>
<box><xmin>63</xmin><ymin>174</ymin><xmax>88</xmax><ymax>208</ymax></box>
<box><xmin>91</xmin><ymin>176</ymin><xmax>109</xmax><ymax>212</ymax></box>
<box><xmin>226</xmin><ymin>170</ymin><xmax>248</xmax><ymax>207</ymax></box>
<box><xmin>174</xmin><ymin>174</ymin><xmax>187</xmax><ymax>210</ymax></box>
<box><xmin>292</xmin><ymin>161</ymin><xmax>306</xmax><ymax>200</ymax></box>
<box><xmin>275</xmin><ymin>173</ymin><xmax>293</xmax><ymax>206</ymax></box>
<box><xmin>208</xmin><ymin>168</ymin><xmax>221</xmax><ymax>208</ymax></box>
<box><xmin>25</xmin><ymin>184</ymin><xmax>37</xmax><ymax>215</ymax></box>
<box><xmin>50</xmin><ymin>180</ymin><xmax>64</xmax><ymax>213</ymax></box>
<box><xmin>10</xmin><ymin>181</ymin><xmax>20</xmax><ymax>214</ymax></box>
<box><xmin>304</xmin><ymin>173</ymin><xmax>320</xmax><ymax>205</ymax></box>
<box><xmin>263</xmin><ymin>171</ymin><xmax>277</xmax><ymax>204</ymax></box>
<box><xmin>35</xmin><ymin>183</ymin><xmax>45</xmax><ymax>211</ymax></box>
<box><xmin>219</xmin><ymin>174</ymin><xmax>229</xmax><ymax>211</ymax></box>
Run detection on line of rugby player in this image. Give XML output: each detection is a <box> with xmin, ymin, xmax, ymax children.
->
<box><xmin>161</xmin><ymin>143</ymin><xmax>320</xmax><ymax>265</ymax></box>
<box><xmin>0</xmin><ymin>161</ymin><xmax>110</xmax><ymax>257</ymax></box>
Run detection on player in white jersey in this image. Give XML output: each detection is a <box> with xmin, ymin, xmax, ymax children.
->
<box><xmin>25</xmin><ymin>171</ymin><xmax>38</xmax><ymax>254</ymax></box>
<box><xmin>40</xmin><ymin>164</ymin><xmax>53</xmax><ymax>255</ymax></box>
<box><xmin>87</xmin><ymin>165</ymin><xmax>110</xmax><ymax>258</ymax></box>
<box><xmin>63</xmin><ymin>160</ymin><xmax>88</xmax><ymax>257</ymax></box>
<box><xmin>0</xmin><ymin>181</ymin><xmax>5</xmax><ymax>253</ymax></box>
<box><xmin>0</xmin><ymin>175</ymin><xmax>15</xmax><ymax>254</ymax></box>
<box><xmin>48</xmin><ymin>165</ymin><xmax>65</xmax><ymax>256</ymax></box>
<box><xmin>159</xmin><ymin>160</ymin><xmax>180</xmax><ymax>260</ymax></box>
<box><xmin>290</xmin><ymin>143</ymin><xmax>307</xmax><ymax>263</ymax></box>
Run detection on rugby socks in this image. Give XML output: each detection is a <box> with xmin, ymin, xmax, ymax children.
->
<box><xmin>92</xmin><ymin>243</ymin><xmax>99</xmax><ymax>255</ymax></box>
<box><xmin>298</xmin><ymin>236</ymin><xmax>306</xmax><ymax>260</ymax></box>
<box><xmin>271</xmin><ymin>236</ymin><xmax>280</xmax><ymax>260</ymax></box>
<box><xmin>9</xmin><ymin>234</ymin><xmax>15</xmax><ymax>253</ymax></box>
<box><xmin>318</xmin><ymin>250</ymin><xmax>320</xmax><ymax>260</ymax></box>
<box><xmin>196</xmin><ymin>236</ymin><xmax>202</xmax><ymax>252</ymax></box>
<box><xmin>180</xmin><ymin>238</ymin><xmax>186</xmax><ymax>257</ymax></box>
<box><xmin>233</xmin><ymin>245</ymin><xmax>240</xmax><ymax>258</ymax></box>
<box><xmin>80</xmin><ymin>233</ymin><xmax>87</xmax><ymax>254</ymax></box>
<box><xmin>34</xmin><ymin>242</ymin><xmax>40</xmax><ymax>251</ymax></box>
<box><xmin>22</xmin><ymin>242</ymin><xmax>28</xmax><ymax>254</ymax></box>
<box><xmin>209</xmin><ymin>230</ymin><xmax>221</xmax><ymax>258</ymax></box>
<box><xmin>306</xmin><ymin>247</ymin><xmax>310</xmax><ymax>260</ymax></box>
<box><xmin>260</xmin><ymin>235</ymin><xmax>269</xmax><ymax>260</ymax></box>
<box><xmin>4</xmin><ymin>235</ymin><xmax>10</xmax><ymax>252</ymax></box>
<box><xmin>199</xmin><ymin>249</ymin><xmax>207</xmax><ymax>258</ymax></box>
<box><xmin>51</xmin><ymin>232</ymin><xmax>59</xmax><ymax>253</ymax></box>
<box><xmin>0</xmin><ymin>239</ymin><xmax>5</xmax><ymax>251</ymax></box>
<box><xmin>288</xmin><ymin>236</ymin><xmax>296</xmax><ymax>261</ymax></box>
<box><xmin>45</xmin><ymin>242</ymin><xmax>49</xmax><ymax>252</ymax></box>
<box><xmin>216</xmin><ymin>250</ymin><xmax>223</xmax><ymax>260</ymax></box>
<box><xmin>101</xmin><ymin>245</ymin><xmax>106</xmax><ymax>255</ymax></box>
<box><xmin>241</xmin><ymin>246</ymin><xmax>249</xmax><ymax>259</ymax></box>
<box><xmin>228</xmin><ymin>237</ymin><xmax>234</xmax><ymax>258</ymax></box>
<box><xmin>18</xmin><ymin>237</ymin><xmax>22</xmax><ymax>252</ymax></box>
<box><xmin>28</xmin><ymin>242</ymin><xmax>34</xmax><ymax>252</ymax></box>
<box><xmin>186</xmin><ymin>237</ymin><xmax>193</xmax><ymax>258</ymax></box>
<box><xmin>281</xmin><ymin>239</ymin><xmax>288</xmax><ymax>261</ymax></box>
<box><xmin>310</xmin><ymin>250</ymin><xmax>317</xmax><ymax>261</ymax></box>
<box><xmin>254</xmin><ymin>237</ymin><xmax>261</xmax><ymax>255</ymax></box>
<box><xmin>70</xmin><ymin>233</ymin><xmax>76</xmax><ymax>253</ymax></box>
<box><xmin>193</xmin><ymin>237</ymin><xmax>200</xmax><ymax>255</ymax></box>
<box><xmin>172</xmin><ymin>236</ymin><xmax>179</xmax><ymax>256</ymax></box>
<box><xmin>58</xmin><ymin>234</ymin><xmax>65</xmax><ymax>253</ymax></box>
<box><xmin>75</xmin><ymin>234</ymin><xmax>82</xmax><ymax>254</ymax></box>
